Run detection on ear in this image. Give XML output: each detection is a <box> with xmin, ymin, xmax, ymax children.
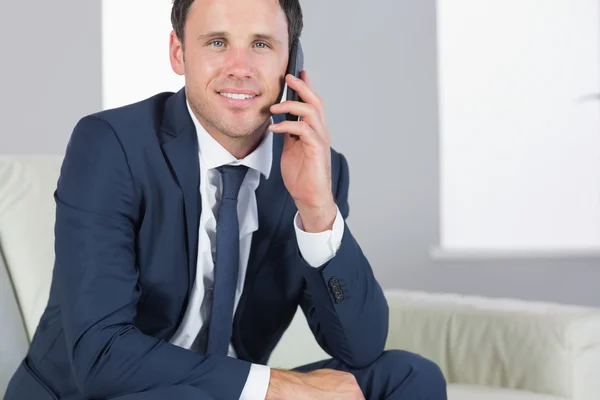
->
<box><xmin>169</xmin><ymin>30</ymin><xmax>185</xmax><ymax>76</ymax></box>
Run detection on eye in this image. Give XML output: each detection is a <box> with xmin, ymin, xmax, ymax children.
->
<box><xmin>255</xmin><ymin>42</ymin><xmax>269</xmax><ymax>49</ymax></box>
<box><xmin>210</xmin><ymin>40</ymin><xmax>225</xmax><ymax>48</ymax></box>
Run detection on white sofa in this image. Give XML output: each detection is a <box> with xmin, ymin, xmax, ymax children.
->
<box><xmin>2</xmin><ymin>155</ymin><xmax>600</xmax><ymax>400</ymax></box>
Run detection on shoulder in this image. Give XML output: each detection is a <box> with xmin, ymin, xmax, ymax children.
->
<box><xmin>92</xmin><ymin>91</ymin><xmax>174</xmax><ymax>132</ymax></box>
<box><xmin>330</xmin><ymin>146</ymin><xmax>347</xmax><ymax>176</ymax></box>
<box><xmin>329</xmin><ymin>146</ymin><xmax>350</xmax><ymax>212</ymax></box>
<box><xmin>63</xmin><ymin>91</ymin><xmax>181</xmax><ymax>179</ymax></box>
<box><xmin>72</xmin><ymin>91</ymin><xmax>177</xmax><ymax>148</ymax></box>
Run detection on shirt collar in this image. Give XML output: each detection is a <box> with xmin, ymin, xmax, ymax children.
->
<box><xmin>186</xmin><ymin>98</ymin><xmax>273</xmax><ymax>179</ymax></box>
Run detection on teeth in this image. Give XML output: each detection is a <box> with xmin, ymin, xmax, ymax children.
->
<box><xmin>219</xmin><ymin>92</ymin><xmax>257</xmax><ymax>100</ymax></box>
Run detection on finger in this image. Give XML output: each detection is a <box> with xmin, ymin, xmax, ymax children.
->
<box><xmin>285</xmin><ymin>73</ymin><xmax>323</xmax><ymax>111</ymax></box>
<box><xmin>269</xmin><ymin>120</ymin><xmax>322</xmax><ymax>147</ymax></box>
<box><xmin>270</xmin><ymin>101</ymin><xmax>323</xmax><ymax>131</ymax></box>
<box><xmin>300</xmin><ymin>70</ymin><xmax>312</xmax><ymax>88</ymax></box>
<box><xmin>282</xmin><ymin>128</ymin><xmax>299</xmax><ymax>152</ymax></box>
<box><xmin>298</xmin><ymin>70</ymin><xmax>325</xmax><ymax>126</ymax></box>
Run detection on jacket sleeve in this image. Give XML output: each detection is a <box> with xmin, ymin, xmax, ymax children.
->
<box><xmin>54</xmin><ymin>116</ymin><xmax>251</xmax><ymax>400</ymax></box>
<box><xmin>298</xmin><ymin>152</ymin><xmax>389</xmax><ymax>368</ymax></box>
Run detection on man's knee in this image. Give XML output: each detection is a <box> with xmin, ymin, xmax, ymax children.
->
<box><xmin>379</xmin><ymin>350</ymin><xmax>447</xmax><ymax>394</ymax></box>
<box><xmin>112</xmin><ymin>385</ymin><xmax>214</xmax><ymax>400</ymax></box>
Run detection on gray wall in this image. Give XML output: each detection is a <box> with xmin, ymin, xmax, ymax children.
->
<box><xmin>301</xmin><ymin>0</ymin><xmax>600</xmax><ymax>307</ymax></box>
<box><xmin>1</xmin><ymin>0</ymin><xmax>599</xmax><ymax>306</ymax></box>
<box><xmin>0</xmin><ymin>0</ymin><xmax>102</xmax><ymax>154</ymax></box>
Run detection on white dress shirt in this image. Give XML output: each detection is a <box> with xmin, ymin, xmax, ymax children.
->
<box><xmin>168</xmin><ymin>99</ymin><xmax>344</xmax><ymax>399</ymax></box>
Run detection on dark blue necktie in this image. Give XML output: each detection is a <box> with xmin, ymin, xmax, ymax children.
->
<box><xmin>206</xmin><ymin>165</ymin><xmax>248</xmax><ymax>355</ymax></box>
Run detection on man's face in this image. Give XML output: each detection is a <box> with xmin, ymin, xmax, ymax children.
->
<box><xmin>170</xmin><ymin>0</ymin><xmax>289</xmax><ymax>141</ymax></box>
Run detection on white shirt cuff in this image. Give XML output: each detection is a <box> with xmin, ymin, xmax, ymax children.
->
<box><xmin>239</xmin><ymin>364</ymin><xmax>271</xmax><ymax>400</ymax></box>
<box><xmin>294</xmin><ymin>206</ymin><xmax>344</xmax><ymax>267</ymax></box>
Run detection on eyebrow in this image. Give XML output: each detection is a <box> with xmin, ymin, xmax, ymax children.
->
<box><xmin>197</xmin><ymin>31</ymin><xmax>282</xmax><ymax>46</ymax></box>
<box><xmin>197</xmin><ymin>31</ymin><xmax>228</xmax><ymax>41</ymax></box>
<box><xmin>252</xmin><ymin>33</ymin><xmax>282</xmax><ymax>46</ymax></box>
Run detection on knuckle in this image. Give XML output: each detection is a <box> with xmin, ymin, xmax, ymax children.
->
<box><xmin>311</xmin><ymin>108</ymin><xmax>321</xmax><ymax>121</ymax></box>
<box><xmin>343</xmin><ymin>372</ymin><xmax>357</xmax><ymax>382</ymax></box>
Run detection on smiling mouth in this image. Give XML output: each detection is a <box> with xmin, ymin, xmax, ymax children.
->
<box><xmin>218</xmin><ymin>92</ymin><xmax>259</xmax><ymax>100</ymax></box>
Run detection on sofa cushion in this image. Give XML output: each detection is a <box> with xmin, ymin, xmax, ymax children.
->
<box><xmin>448</xmin><ymin>384</ymin><xmax>567</xmax><ymax>400</ymax></box>
<box><xmin>384</xmin><ymin>290</ymin><xmax>600</xmax><ymax>400</ymax></box>
<box><xmin>0</xmin><ymin>156</ymin><xmax>64</xmax><ymax>339</ymax></box>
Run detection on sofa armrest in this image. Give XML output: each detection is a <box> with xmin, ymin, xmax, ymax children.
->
<box><xmin>0</xmin><ymin>246</ymin><xmax>29</xmax><ymax>396</ymax></box>
<box><xmin>384</xmin><ymin>290</ymin><xmax>600</xmax><ymax>400</ymax></box>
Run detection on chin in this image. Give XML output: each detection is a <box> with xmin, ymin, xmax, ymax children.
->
<box><xmin>217</xmin><ymin>117</ymin><xmax>268</xmax><ymax>139</ymax></box>
<box><xmin>191</xmin><ymin>94</ymin><xmax>273</xmax><ymax>138</ymax></box>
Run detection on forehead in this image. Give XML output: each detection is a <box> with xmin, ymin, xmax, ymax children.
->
<box><xmin>186</xmin><ymin>0</ymin><xmax>288</xmax><ymax>36</ymax></box>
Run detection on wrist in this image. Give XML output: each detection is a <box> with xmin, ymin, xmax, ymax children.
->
<box><xmin>265</xmin><ymin>369</ymin><xmax>304</xmax><ymax>400</ymax></box>
<box><xmin>296</xmin><ymin>200</ymin><xmax>337</xmax><ymax>233</ymax></box>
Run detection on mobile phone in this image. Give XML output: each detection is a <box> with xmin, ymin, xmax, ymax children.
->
<box><xmin>285</xmin><ymin>39</ymin><xmax>304</xmax><ymax>122</ymax></box>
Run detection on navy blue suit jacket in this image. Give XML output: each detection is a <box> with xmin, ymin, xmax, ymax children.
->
<box><xmin>5</xmin><ymin>88</ymin><xmax>389</xmax><ymax>400</ymax></box>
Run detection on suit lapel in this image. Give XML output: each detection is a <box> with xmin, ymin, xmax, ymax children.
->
<box><xmin>159</xmin><ymin>88</ymin><xmax>201</xmax><ymax>294</ymax></box>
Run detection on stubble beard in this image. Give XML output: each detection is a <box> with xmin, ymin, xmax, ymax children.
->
<box><xmin>188</xmin><ymin>94</ymin><xmax>274</xmax><ymax>142</ymax></box>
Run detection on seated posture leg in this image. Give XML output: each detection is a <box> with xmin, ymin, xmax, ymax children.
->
<box><xmin>110</xmin><ymin>385</ymin><xmax>213</xmax><ymax>400</ymax></box>
<box><xmin>293</xmin><ymin>349</ymin><xmax>447</xmax><ymax>400</ymax></box>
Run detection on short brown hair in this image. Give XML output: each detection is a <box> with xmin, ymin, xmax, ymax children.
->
<box><xmin>171</xmin><ymin>0</ymin><xmax>303</xmax><ymax>50</ymax></box>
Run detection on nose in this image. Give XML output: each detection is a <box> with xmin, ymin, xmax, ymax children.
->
<box><xmin>223</xmin><ymin>47</ymin><xmax>254</xmax><ymax>80</ymax></box>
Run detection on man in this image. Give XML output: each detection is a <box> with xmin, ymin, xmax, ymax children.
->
<box><xmin>4</xmin><ymin>0</ymin><xmax>446</xmax><ymax>399</ymax></box>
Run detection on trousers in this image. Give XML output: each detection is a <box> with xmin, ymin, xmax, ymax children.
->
<box><xmin>112</xmin><ymin>350</ymin><xmax>447</xmax><ymax>400</ymax></box>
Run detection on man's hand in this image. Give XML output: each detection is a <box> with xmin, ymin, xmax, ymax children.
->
<box><xmin>265</xmin><ymin>368</ymin><xmax>365</xmax><ymax>400</ymax></box>
<box><xmin>269</xmin><ymin>71</ymin><xmax>337</xmax><ymax>233</ymax></box>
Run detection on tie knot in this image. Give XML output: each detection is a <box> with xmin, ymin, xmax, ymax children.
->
<box><xmin>218</xmin><ymin>165</ymin><xmax>249</xmax><ymax>200</ymax></box>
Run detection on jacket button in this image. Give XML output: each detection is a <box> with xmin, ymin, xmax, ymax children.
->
<box><xmin>328</xmin><ymin>277</ymin><xmax>344</xmax><ymax>303</ymax></box>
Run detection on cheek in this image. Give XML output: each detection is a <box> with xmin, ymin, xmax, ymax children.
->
<box><xmin>254</xmin><ymin>53</ymin><xmax>285</xmax><ymax>79</ymax></box>
<box><xmin>187</xmin><ymin>55</ymin><xmax>223</xmax><ymax>87</ymax></box>
<box><xmin>262</xmin><ymin>63</ymin><xmax>285</xmax><ymax>90</ymax></box>
<box><xmin>203</xmin><ymin>54</ymin><xmax>224</xmax><ymax>73</ymax></box>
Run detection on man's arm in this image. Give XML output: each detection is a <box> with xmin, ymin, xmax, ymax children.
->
<box><xmin>54</xmin><ymin>116</ymin><xmax>251</xmax><ymax>400</ymax></box>
<box><xmin>266</xmin><ymin>72</ymin><xmax>386</xmax><ymax>398</ymax></box>
<box><xmin>262</xmin><ymin>153</ymin><xmax>378</xmax><ymax>400</ymax></box>
<box><xmin>297</xmin><ymin>152</ymin><xmax>389</xmax><ymax>368</ymax></box>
